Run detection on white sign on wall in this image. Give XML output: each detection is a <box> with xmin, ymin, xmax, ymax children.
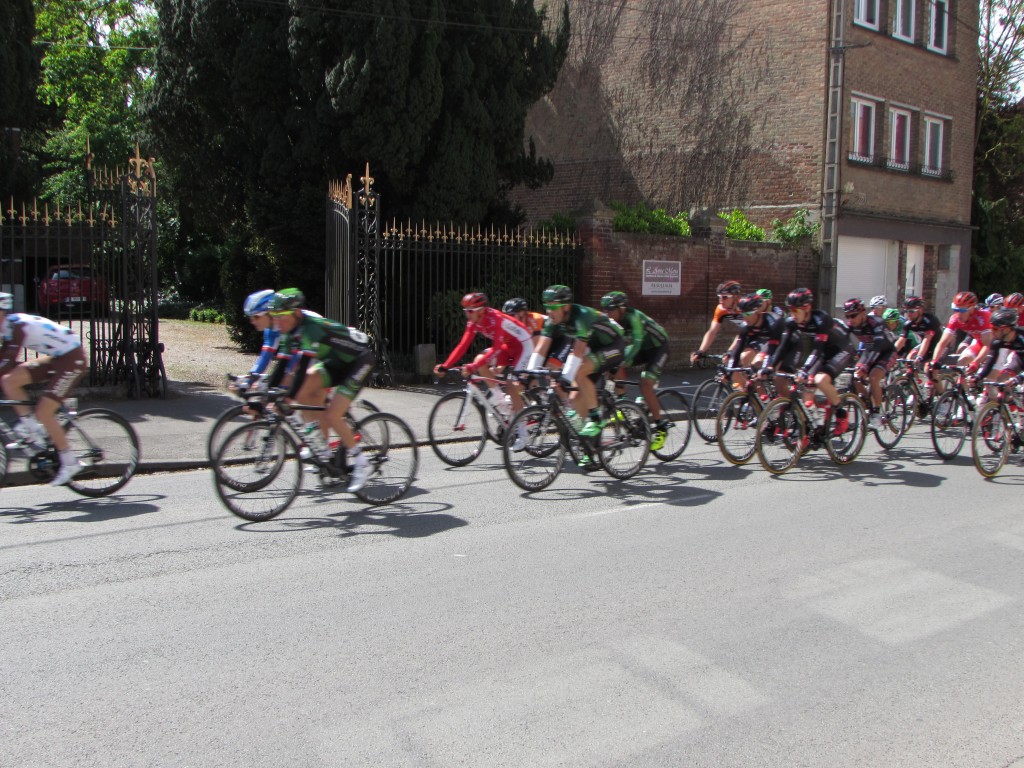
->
<box><xmin>642</xmin><ymin>260</ymin><xmax>681</xmax><ymax>296</ymax></box>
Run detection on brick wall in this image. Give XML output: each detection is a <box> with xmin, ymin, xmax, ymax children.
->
<box><xmin>577</xmin><ymin>209</ymin><xmax>819</xmax><ymax>368</ymax></box>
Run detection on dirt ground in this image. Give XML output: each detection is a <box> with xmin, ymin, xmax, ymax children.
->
<box><xmin>158</xmin><ymin>319</ymin><xmax>253</xmax><ymax>389</ymax></box>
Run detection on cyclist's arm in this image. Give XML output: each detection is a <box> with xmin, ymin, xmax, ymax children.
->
<box><xmin>929</xmin><ymin>327</ymin><xmax>957</xmax><ymax>364</ymax></box>
<box><xmin>695</xmin><ymin>322</ymin><xmax>721</xmax><ymax>356</ymax></box>
<box><xmin>968</xmin><ymin>330</ymin><xmax>994</xmax><ymax>373</ymax></box>
<box><xmin>249</xmin><ymin>328</ymin><xmax>280</xmax><ymax>376</ymax></box>
<box><xmin>624</xmin><ymin>312</ymin><xmax>645</xmax><ymax>365</ymax></box>
<box><xmin>441</xmin><ymin>326</ymin><xmax>477</xmax><ymax>370</ymax></box>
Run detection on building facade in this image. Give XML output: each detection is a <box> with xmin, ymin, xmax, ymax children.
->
<box><xmin>516</xmin><ymin>0</ymin><xmax>977</xmax><ymax>314</ymax></box>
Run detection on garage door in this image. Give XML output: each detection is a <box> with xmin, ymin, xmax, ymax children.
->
<box><xmin>836</xmin><ymin>236</ymin><xmax>887</xmax><ymax>307</ymax></box>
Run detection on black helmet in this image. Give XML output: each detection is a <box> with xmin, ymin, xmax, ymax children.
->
<box><xmin>600</xmin><ymin>291</ymin><xmax>628</xmax><ymax>310</ymax></box>
<box><xmin>502</xmin><ymin>297</ymin><xmax>528</xmax><ymax>314</ymax></box>
<box><xmin>786</xmin><ymin>287</ymin><xmax>814</xmax><ymax>308</ymax></box>
<box><xmin>843</xmin><ymin>298</ymin><xmax>866</xmax><ymax>315</ymax></box>
<box><xmin>737</xmin><ymin>293</ymin><xmax>763</xmax><ymax>314</ymax></box>
<box><xmin>542</xmin><ymin>284</ymin><xmax>573</xmax><ymax>304</ymax></box>
<box><xmin>269</xmin><ymin>288</ymin><xmax>305</xmax><ymax>312</ymax></box>
<box><xmin>717</xmin><ymin>280</ymin><xmax>742</xmax><ymax>296</ymax></box>
<box><xmin>990</xmin><ymin>308</ymin><xmax>1019</xmax><ymax>328</ymax></box>
<box><xmin>904</xmin><ymin>296</ymin><xmax>925</xmax><ymax>310</ymax></box>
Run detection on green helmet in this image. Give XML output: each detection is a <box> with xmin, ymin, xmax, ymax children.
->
<box><xmin>882</xmin><ymin>308</ymin><xmax>901</xmax><ymax>322</ymax></box>
<box><xmin>756</xmin><ymin>288</ymin><xmax>772</xmax><ymax>301</ymax></box>
<box><xmin>269</xmin><ymin>287</ymin><xmax>305</xmax><ymax>312</ymax></box>
<box><xmin>600</xmin><ymin>291</ymin><xmax>627</xmax><ymax>310</ymax></box>
<box><xmin>542</xmin><ymin>284</ymin><xmax>572</xmax><ymax>304</ymax></box>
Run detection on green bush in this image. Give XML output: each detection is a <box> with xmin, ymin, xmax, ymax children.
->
<box><xmin>189</xmin><ymin>306</ymin><xmax>226</xmax><ymax>323</ymax></box>
<box><xmin>718</xmin><ymin>209</ymin><xmax>766</xmax><ymax>241</ymax></box>
<box><xmin>770</xmin><ymin>208</ymin><xmax>820</xmax><ymax>246</ymax></box>
<box><xmin>535</xmin><ymin>213</ymin><xmax>577</xmax><ymax>233</ymax></box>
<box><xmin>611</xmin><ymin>203</ymin><xmax>690</xmax><ymax>236</ymax></box>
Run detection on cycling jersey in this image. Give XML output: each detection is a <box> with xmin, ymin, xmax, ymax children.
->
<box><xmin>945</xmin><ymin>309</ymin><xmax>992</xmax><ymax>339</ymax></box>
<box><xmin>274</xmin><ymin>314</ymin><xmax>374</xmax><ymax>398</ymax></box>
<box><xmin>770</xmin><ymin>309</ymin><xmax>856</xmax><ymax>378</ymax></box>
<box><xmin>0</xmin><ymin>314</ymin><xmax>88</xmax><ymax>401</ymax></box>
<box><xmin>254</xmin><ymin>310</ymin><xmax>322</xmax><ymax>376</ymax></box>
<box><xmin>975</xmin><ymin>329</ymin><xmax>1024</xmax><ymax>379</ymax></box>
<box><xmin>520</xmin><ymin>311</ymin><xmax>546</xmax><ymax>335</ymax></box>
<box><xmin>728</xmin><ymin>312</ymin><xmax>782</xmax><ymax>369</ymax></box>
<box><xmin>713</xmin><ymin>303</ymin><xmax>745</xmax><ymax>329</ymax></box>
<box><xmin>618</xmin><ymin>307</ymin><xmax>668</xmax><ymax>366</ymax></box>
<box><xmin>442</xmin><ymin>307</ymin><xmax>533</xmax><ymax>373</ymax></box>
<box><xmin>847</xmin><ymin>314</ymin><xmax>896</xmax><ymax>369</ymax></box>
<box><xmin>542</xmin><ymin>304</ymin><xmax>623</xmax><ymax>349</ymax></box>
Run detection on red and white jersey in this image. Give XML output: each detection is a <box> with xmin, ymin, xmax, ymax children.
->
<box><xmin>1</xmin><ymin>313</ymin><xmax>82</xmax><ymax>359</ymax></box>
<box><xmin>945</xmin><ymin>308</ymin><xmax>992</xmax><ymax>340</ymax></box>
<box><xmin>442</xmin><ymin>308</ymin><xmax>532</xmax><ymax>369</ymax></box>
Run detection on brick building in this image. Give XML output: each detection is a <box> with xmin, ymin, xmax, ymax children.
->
<box><xmin>515</xmin><ymin>0</ymin><xmax>977</xmax><ymax>315</ymax></box>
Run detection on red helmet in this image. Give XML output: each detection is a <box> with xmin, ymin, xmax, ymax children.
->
<box><xmin>786</xmin><ymin>287</ymin><xmax>814</xmax><ymax>308</ymax></box>
<box><xmin>461</xmin><ymin>292</ymin><xmax>488</xmax><ymax>309</ymax></box>
<box><xmin>1005</xmin><ymin>292</ymin><xmax>1024</xmax><ymax>309</ymax></box>
<box><xmin>716</xmin><ymin>280</ymin><xmax>742</xmax><ymax>296</ymax></box>
<box><xmin>951</xmin><ymin>291</ymin><xmax>978</xmax><ymax>310</ymax></box>
<box><xmin>842</xmin><ymin>298</ymin><xmax>865</xmax><ymax>315</ymax></box>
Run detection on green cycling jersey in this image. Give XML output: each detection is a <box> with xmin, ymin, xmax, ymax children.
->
<box><xmin>542</xmin><ymin>303</ymin><xmax>623</xmax><ymax>349</ymax></box>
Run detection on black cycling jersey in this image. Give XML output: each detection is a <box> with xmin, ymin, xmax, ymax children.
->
<box><xmin>728</xmin><ymin>312</ymin><xmax>782</xmax><ymax>369</ymax></box>
<box><xmin>847</xmin><ymin>314</ymin><xmax>896</xmax><ymax>368</ymax></box>
<box><xmin>770</xmin><ymin>309</ymin><xmax>856</xmax><ymax>376</ymax></box>
<box><xmin>975</xmin><ymin>328</ymin><xmax>1024</xmax><ymax>379</ymax></box>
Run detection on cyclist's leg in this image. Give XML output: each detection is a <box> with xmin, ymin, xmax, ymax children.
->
<box><xmin>640</xmin><ymin>345</ymin><xmax>668</xmax><ymax>421</ymax></box>
<box><xmin>321</xmin><ymin>352</ymin><xmax>375</xmax><ymax>452</ymax></box>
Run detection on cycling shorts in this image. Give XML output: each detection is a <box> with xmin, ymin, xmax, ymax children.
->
<box><xmin>820</xmin><ymin>348</ymin><xmax>856</xmax><ymax>380</ymax></box>
<box><xmin>1002</xmin><ymin>350</ymin><xmax>1024</xmax><ymax>375</ymax></box>
<box><xmin>24</xmin><ymin>347</ymin><xmax>89</xmax><ymax>402</ymax></box>
<box><xmin>864</xmin><ymin>352</ymin><xmax>896</xmax><ymax>375</ymax></box>
<box><xmin>309</xmin><ymin>350</ymin><xmax>375</xmax><ymax>400</ymax></box>
<box><xmin>548</xmin><ymin>335</ymin><xmax>572</xmax><ymax>365</ymax></box>
<box><xmin>586</xmin><ymin>337</ymin><xmax>626</xmax><ymax>378</ymax></box>
<box><xmin>632</xmin><ymin>344</ymin><xmax>669</xmax><ymax>380</ymax></box>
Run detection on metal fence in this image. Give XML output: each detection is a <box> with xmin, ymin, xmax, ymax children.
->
<box><xmin>327</xmin><ymin>169</ymin><xmax>581</xmax><ymax>385</ymax></box>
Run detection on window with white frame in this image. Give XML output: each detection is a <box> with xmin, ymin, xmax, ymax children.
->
<box><xmin>854</xmin><ymin>0</ymin><xmax>880</xmax><ymax>29</ymax></box>
<box><xmin>928</xmin><ymin>0</ymin><xmax>948</xmax><ymax>53</ymax></box>
<box><xmin>889</xmin><ymin>108</ymin><xmax>912</xmax><ymax>170</ymax></box>
<box><xmin>923</xmin><ymin>117</ymin><xmax>944</xmax><ymax>175</ymax></box>
<box><xmin>893</xmin><ymin>0</ymin><xmax>915</xmax><ymax>42</ymax></box>
<box><xmin>850</xmin><ymin>99</ymin><xmax>876</xmax><ymax>162</ymax></box>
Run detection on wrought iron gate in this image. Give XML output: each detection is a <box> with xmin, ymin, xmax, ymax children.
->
<box><xmin>0</xmin><ymin>146</ymin><xmax>164</xmax><ymax>397</ymax></box>
<box><xmin>326</xmin><ymin>166</ymin><xmax>581</xmax><ymax>385</ymax></box>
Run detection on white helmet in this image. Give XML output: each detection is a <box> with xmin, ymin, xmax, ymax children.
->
<box><xmin>869</xmin><ymin>295</ymin><xmax>887</xmax><ymax>308</ymax></box>
<box><xmin>0</xmin><ymin>293</ymin><xmax>13</xmax><ymax>311</ymax></box>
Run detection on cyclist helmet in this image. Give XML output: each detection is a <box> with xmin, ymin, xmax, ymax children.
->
<box><xmin>600</xmin><ymin>291</ymin><xmax>628</xmax><ymax>310</ymax></box>
<box><xmin>882</xmin><ymin>308</ymin><xmax>901</xmax><ymax>322</ymax></box>
<box><xmin>269</xmin><ymin>287</ymin><xmax>305</xmax><ymax>312</ymax></box>
<box><xmin>843</xmin><ymin>298</ymin><xmax>866</xmax><ymax>315</ymax></box>
<box><xmin>502</xmin><ymin>297</ymin><xmax>528</xmax><ymax>314</ymax></box>
<box><xmin>985</xmin><ymin>292</ymin><xmax>1005</xmax><ymax>308</ymax></box>
<box><xmin>717</xmin><ymin>280</ymin><xmax>742</xmax><ymax>296</ymax></box>
<box><xmin>737</xmin><ymin>293</ymin><xmax>764</xmax><ymax>314</ymax></box>
<box><xmin>542</xmin><ymin>284</ymin><xmax>573</xmax><ymax>304</ymax></box>
<box><xmin>756</xmin><ymin>288</ymin><xmax>773</xmax><ymax>301</ymax></box>
<box><xmin>0</xmin><ymin>292</ymin><xmax>12</xmax><ymax>312</ymax></box>
<box><xmin>990</xmin><ymin>308</ymin><xmax>1019</xmax><ymax>328</ymax></box>
<box><xmin>461</xmin><ymin>292</ymin><xmax>488</xmax><ymax>309</ymax></box>
<box><xmin>1006</xmin><ymin>292</ymin><xmax>1024</xmax><ymax>309</ymax></box>
<box><xmin>952</xmin><ymin>291</ymin><xmax>978</xmax><ymax>310</ymax></box>
<box><xmin>243</xmin><ymin>289</ymin><xmax>275</xmax><ymax>317</ymax></box>
<box><xmin>786</xmin><ymin>287</ymin><xmax>814</xmax><ymax>308</ymax></box>
<box><xmin>904</xmin><ymin>296</ymin><xmax>925</xmax><ymax>310</ymax></box>
<box><xmin>869</xmin><ymin>295</ymin><xmax>887</xmax><ymax>308</ymax></box>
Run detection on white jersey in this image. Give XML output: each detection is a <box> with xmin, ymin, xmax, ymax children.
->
<box><xmin>1</xmin><ymin>313</ymin><xmax>82</xmax><ymax>358</ymax></box>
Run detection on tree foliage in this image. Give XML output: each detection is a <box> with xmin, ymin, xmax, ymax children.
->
<box><xmin>145</xmin><ymin>0</ymin><xmax>569</xmax><ymax>313</ymax></box>
<box><xmin>0</xmin><ymin>0</ymin><xmax>40</xmax><ymax>197</ymax></box>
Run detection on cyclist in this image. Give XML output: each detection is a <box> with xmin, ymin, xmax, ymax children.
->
<box><xmin>843</xmin><ymin>298</ymin><xmax>897</xmax><ymax>429</ymax></box>
<box><xmin>869</xmin><ymin>295</ymin><xmax>888</xmax><ymax>317</ymax></box>
<box><xmin>969</xmin><ymin>308</ymin><xmax>1024</xmax><ymax>389</ymax></box>
<box><xmin>690</xmin><ymin>280</ymin><xmax>744</xmax><ymax>365</ymax></box>
<box><xmin>757</xmin><ymin>288</ymin><xmax>783</xmax><ymax>317</ymax></box>
<box><xmin>503</xmin><ymin>296</ymin><xmax>566</xmax><ymax>370</ymax></box>
<box><xmin>599</xmin><ymin>291</ymin><xmax>671</xmax><ymax>449</ymax></box>
<box><xmin>985</xmin><ymin>293</ymin><xmax>1005</xmax><ymax>309</ymax></box>
<box><xmin>762</xmin><ymin>287</ymin><xmax>856</xmax><ymax>435</ymax></box>
<box><xmin>268</xmin><ymin>289</ymin><xmax>375</xmax><ymax>493</ymax></box>
<box><xmin>727</xmin><ymin>292</ymin><xmax>782</xmax><ymax>389</ymax></box>
<box><xmin>1005</xmin><ymin>293</ymin><xmax>1024</xmax><ymax>311</ymax></box>
<box><xmin>926</xmin><ymin>291</ymin><xmax>993</xmax><ymax>377</ymax></box>
<box><xmin>528</xmin><ymin>284</ymin><xmax>625</xmax><ymax>442</ymax></box>
<box><xmin>433</xmin><ymin>293</ymin><xmax>534</xmax><ymax>449</ymax></box>
<box><xmin>0</xmin><ymin>292</ymin><xmax>89</xmax><ymax>485</ymax></box>
<box><xmin>882</xmin><ymin>307</ymin><xmax>917</xmax><ymax>349</ymax></box>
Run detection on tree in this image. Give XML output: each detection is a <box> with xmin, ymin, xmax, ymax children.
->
<box><xmin>145</xmin><ymin>0</ymin><xmax>569</xmax><ymax>313</ymax></box>
<box><xmin>972</xmin><ymin>1</ymin><xmax>1024</xmax><ymax>296</ymax></box>
<box><xmin>0</xmin><ymin>0</ymin><xmax>39</xmax><ymax>198</ymax></box>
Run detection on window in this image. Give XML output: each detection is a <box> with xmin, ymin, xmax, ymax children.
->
<box><xmin>928</xmin><ymin>0</ymin><xmax>948</xmax><ymax>53</ymax></box>
<box><xmin>854</xmin><ymin>0</ymin><xmax>880</xmax><ymax>29</ymax></box>
<box><xmin>888</xmin><ymin>108</ymin><xmax>912</xmax><ymax>170</ymax></box>
<box><xmin>923</xmin><ymin>117</ymin><xmax>944</xmax><ymax>175</ymax></box>
<box><xmin>850</xmin><ymin>99</ymin><xmax>876</xmax><ymax>162</ymax></box>
<box><xmin>893</xmin><ymin>0</ymin><xmax>915</xmax><ymax>41</ymax></box>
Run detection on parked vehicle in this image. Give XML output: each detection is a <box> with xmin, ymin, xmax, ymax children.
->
<box><xmin>36</xmin><ymin>264</ymin><xmax>108</xmax><ymax>315</ymax></box>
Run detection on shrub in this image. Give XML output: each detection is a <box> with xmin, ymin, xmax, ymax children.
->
<box><xmin>770</xmin><ymin>209</ymin><xmax>820</xmax><ymax>246</ymax></box>
<box><xmin>189</xmin><ymin>306</ymin><xmax>226</xmax><ymax>323</ymax></box>
<box><xmin>718</xmin><ymin>209</ymin><xmax>766</xmax><ymax>241</ymax></box>
<box><xmin>611</xmin><ymin>203</ymin><xmax>690</xmax><ymax>236</ymax></box>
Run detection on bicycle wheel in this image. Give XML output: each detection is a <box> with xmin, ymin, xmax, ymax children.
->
<box><xmin>692</xmin><ymin>379</ymin><xmax>731</xmax><ymax>443</ymax></box>
<box><xmin>502</xmin><ymin>405</ymin><xmax>566</xmax><ymax>491</ymax></box>
<box><xmin>353</xmin><ymin>413</ymin><xmax>418</xmax><ymax>505</ymax></box>
<box><xmin>891</xmin><ymin>376</ymin><xmax>918</xmax><ymax>429</ymax></box>
<box><xmin>825</xmin><ymin>394</ymin><xmax>867</xmax><ymax>464</ymax></box>
<box><xmin>930</xmin><ymin>390</ymin><xmax>969</xmax><ymax>460</ymax></box>
<box><xmin>717</xmin><ymin>391</ymin><xmax>760</xmax><ymax>465</ymax></box>
<box><xmin>873</xmin><ymin>384</ymin><xmax>910</xmax><ymax>449</ymax></box>
<box><xmin>428</xmin><ymin>391</ymin><xmax>487</xmax><ymax>466</ymax></box>
<box><xmin>652</xmin><ymin>388</ymin><xmax>692</xmax><ymax>461</ymax></box>
<box><xmin>0</xmin><ymin>442</ymin><xmax>8</xmax><ymax>487</ymax></box>
<box><xmin>756</xmin><ymin>399</ymin><xmax>805</xmax><ymax>475</ymax></box>
<box><xmin>206</xmin><ymin>404</ymin><xmax>253</xmax><ymax>464</ymax></box>
<box><xmin>64</xmin><ymin>409</ymin><xmax>140</xmax><ymax>497</ymax></box>
<box><xmin>971</xmin><ymin>402</ymin><xmax>1010</xmax><ymax>478</ymax></box>
<box><xmin>213</xmin><ymin>422</ymin><xmax>301</xmax><ymax>521</ymax></box>
<box><xmin>598</xmin><ymin>402</ymin><xmax>651</xmax><ymax>479</ymax></box>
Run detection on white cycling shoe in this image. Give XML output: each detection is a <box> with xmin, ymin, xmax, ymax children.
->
<box><xmin>347</xmin><ymin>461</ymin><xmax>371</xmax><ymax>493</ymax></box>
<box><xmin>50</xmin><ymin>461</ymin><xmax>85</xmax><ymax>487</ymax></box>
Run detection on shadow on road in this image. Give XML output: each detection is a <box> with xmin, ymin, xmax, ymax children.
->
<box><xmin>0</xmin><ymin>493</ymin><xmax>165</xmax><ymax>524</ymax></box>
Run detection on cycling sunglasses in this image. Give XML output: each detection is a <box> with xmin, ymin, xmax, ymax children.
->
<box><xmin>544</xmin><ymin>303</ymin><xmax>568</xmax><ymax>311</ymax></box>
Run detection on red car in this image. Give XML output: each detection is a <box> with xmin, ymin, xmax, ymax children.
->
<box><xmin>36</xmin><ymin>264</ymin><xmax>109</xmax><ymax>315</ymax></box>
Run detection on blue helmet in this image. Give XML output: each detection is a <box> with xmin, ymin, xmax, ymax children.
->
<box><xmin>243</xmin><ymin>289</ymin><xmax>275</xmax><ymax>317</ymax></box>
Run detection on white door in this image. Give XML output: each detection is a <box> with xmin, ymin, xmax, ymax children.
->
<box><xmin>905</xmin><ymin>243</ymin><xmax>924</xmax><ymax>299</ymax></box>
<box><xmin>836</xmin><ymin>236</ymin><xmax>888</xmax><ymax>312</ymax></box>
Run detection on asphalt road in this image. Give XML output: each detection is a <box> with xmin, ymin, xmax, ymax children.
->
<box><xmin>2</xmin><ymin>429</ymin><xmax>1024</xmax><ymax>767</ymax></box>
